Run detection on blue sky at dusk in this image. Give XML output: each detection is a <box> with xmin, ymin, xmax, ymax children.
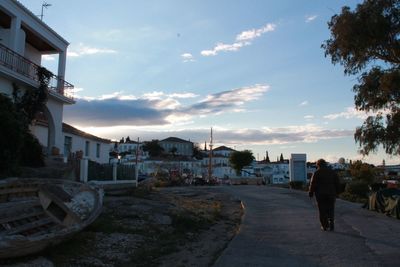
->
<box><xmin>20</xmin><ymin>0</ymin><xmax>398</xmax><ymax>164</ymax></box>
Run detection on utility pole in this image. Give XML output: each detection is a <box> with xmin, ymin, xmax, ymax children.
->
<box><xmin>208</xmin><ymin>127</ymin><xmax>213</xmax><ymax>180</ymax></box>
<box><xmin>135</xmin><ymin>137</ymin><xmax>140</xmax><ymax>166</ymax></box>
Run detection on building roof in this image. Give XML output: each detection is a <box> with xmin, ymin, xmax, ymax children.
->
<box><xmin>213</xmin><ymin>146</ymin><xmax>236</xmax><ymax>152</ymax></box>
<box><xmin>160</xmin><ymin>137</ymin><xmax>193</xmax><ymax>144</ymax></box>
<box><xmin>62</xmin><ymin>123</ymin><xmax>111</xmax><ymax>144</ymax></box>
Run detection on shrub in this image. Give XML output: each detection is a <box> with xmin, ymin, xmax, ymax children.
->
<box><xmin>344</xmin><ymin>181</ymin><xmax>369</xmax><ymax>198</ymax></box>
<box><xmin>19</xmin><ymin>131</ymin><xmax>45</xmax><ymax>167</ymax></box>
<box><xmin>0</xmin><ymin>93</ymin><xmax>45</xmax><ymax>177</ymax></box>
<box><xmin>0</xmin><ymin>94</ymin><xmax>23</xmax><ymax>177</ymax></box>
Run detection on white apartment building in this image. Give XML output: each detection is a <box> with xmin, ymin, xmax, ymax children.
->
<box><xmin>0</xmin><ymin>0</ymin><xmax>74</xmax><ymax>155</ymax></box>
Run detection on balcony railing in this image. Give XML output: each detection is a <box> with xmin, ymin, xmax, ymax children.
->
<box><xmin>0</xmin><ymin>42</ymin><xmax>74</xmax><ymax>100</ymax></box>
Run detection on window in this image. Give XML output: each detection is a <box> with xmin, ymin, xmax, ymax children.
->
<box><xmin>64</xmin><ymin>136</ymin><xmax>72</xmax><ymax>157</ymax></box>
<box><xmin>96</xmin><ymin>143</ymin><xmax>100</xmax><ymax>158</ymax></box>
<box><xmin>85</xmin><ymin>141</ymin><xmax>90</xmax><ymax>157</ymax></box>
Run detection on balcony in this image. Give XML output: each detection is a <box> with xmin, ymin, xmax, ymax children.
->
<box><xmin>0</xmin><ymin>42</ymin><xmax>74</xmax><ymax>101</ymax></box>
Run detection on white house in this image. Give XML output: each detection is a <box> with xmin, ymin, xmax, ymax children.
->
<box><xmin>159</xmin><ymin>137</ymin><xmax>194</xmax><ymax>157</ymax></box>
<box><xmin>62</xmin><ymin>123</ymin><xmax>111</xmax><ymax>164</ymax></box>
<box><xmin>0</xmin><ymin>0</ymin><xmax>74</xmax><ymax>155</ymax></box>
<box><xmin>254</xmin><ymin>161</ymin><xmax>290</xmax><ymax>184</ymax></box>
<box><xmin>116</xmin><ymin>139</ymin><xmax>147</xmax><ymax>163</ymax></box>
<box><xmin>202</xmin><ymin>146</ymin><xmax>236</xmax><ymax>178</ymax></box>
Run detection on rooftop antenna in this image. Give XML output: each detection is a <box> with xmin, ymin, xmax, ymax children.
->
<box><xmin>39</xmin><ymin>2</ymin><xmax>52</xmax><ymax>21</ymax></box>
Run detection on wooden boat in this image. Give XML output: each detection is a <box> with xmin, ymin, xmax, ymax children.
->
<box><xmin>0</xmin><ymin>178</ymin><xmax>103</xmax><ymax>258</ymax></box>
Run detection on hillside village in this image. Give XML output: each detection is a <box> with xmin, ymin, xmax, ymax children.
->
<box><xmin>1</xmin><ymin>0</ymin><xmax>400</xmax><ymax>186</ymax></box>
<box><xmin>2</xmin><ymin>1</ymin><xmax>400</xmax><ymax>266</ymax></box>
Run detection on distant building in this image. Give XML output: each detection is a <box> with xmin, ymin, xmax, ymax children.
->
<box><xmin>289</xmin><ymin>154</ymin><xmax>307</xmax><ymax>182</ymax></box>
<box><xmin>201</xmin><ymin>146</ymin><xmax>237</xmax><ymax>178</ymax></box>
<box><xmin>159</xmin><ymin>137</ymin><xmax>194</xmax><ymax>157</ymax></box>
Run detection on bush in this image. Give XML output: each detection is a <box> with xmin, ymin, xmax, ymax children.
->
<box><xmin>344</xmin><ymin>181</ymin><xmax>369</xmax><ymax>198</ymax></box>
<box><xmin>289</xmin><ymin>181</ymin><xmax>304</xmax><ymax>190</ymax></box>
<box><xmin>340</xmin><ymin>181</ymin><xmax>370</xmax><ymax>203</ymax></box>
<box><xmin>0</xmin><ymin>93</ymin><xmax>44</xmax><ymax>177</ymax></box>
<box><xmin>20</xmin><ymin>131</ymin><xmax>45</xmax><ymax>167</ymax></box>
<box><xmin>0</xmin><ymin>94</ymin><xmax>24</xmax><ymax>177</ymax></box>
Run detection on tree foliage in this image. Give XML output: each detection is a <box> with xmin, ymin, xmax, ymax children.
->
<box><xmin>229</xmin><ymin>150</ymin><xmax>255</xmax><ymax>175</ymax></box>
<box><xmin>12</xmin><ymin>67</ymin><xmax>50</xmax><ymax>125</ymax></box>
<box><xmin>169</xmin><ymin>146</ymin><xmax>178</xmax><ymax>157</ymax></box>
<box><xmin>349</xmin><ymin>160</ymin><xmax>376</xmax><ymax>184</ymax></box>
<box><xmin>142</xmin><ymin>140</ymin><xmax>164</xmax><ymax>157</ymax></box>
<box><xmin>322</xmin><ymin>0</ymin><xmax>400</xmax><ymax>155</ymax></box>
<box><xmin>0</xmin><ymin>67</ymin><xmax>51</xmax><ymax>176</ymax></box>
<box><xmin>192</xmin><ymin>143</ymin><xmax>205</xmax><ymax>160</ymax></box>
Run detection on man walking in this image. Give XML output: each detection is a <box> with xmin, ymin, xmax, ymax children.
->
<box><xmin>309</xmin><ymin>159</ymin><xmax>340</xmax><ymax>231</ymax></box>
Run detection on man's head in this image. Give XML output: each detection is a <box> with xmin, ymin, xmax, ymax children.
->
<box><xmin>316</xmin><ymin>159</ymin><xmax>327</xmax><ymax>169</ymax></box>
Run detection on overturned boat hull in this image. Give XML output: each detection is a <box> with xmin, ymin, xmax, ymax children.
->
<box><xmin>0</xmin><ymin>178</ymin><xmax>103</xmax><ymax>259</ymax></box>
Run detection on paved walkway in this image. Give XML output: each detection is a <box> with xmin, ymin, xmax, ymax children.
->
<box><xmin>213</xmin><ymin>186</ymin><xmax>400</xmax><ymax>267</ymax></box>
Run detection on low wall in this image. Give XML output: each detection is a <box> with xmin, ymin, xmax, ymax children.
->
<box><xmin>229</xmin><ymin>177</ymin><xmax>263</xmax><ymax>185</ymax></box>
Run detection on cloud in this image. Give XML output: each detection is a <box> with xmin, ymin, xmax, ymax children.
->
<box><xmin>201</xmin><ymin>42</ymin><xmax>247</xmax><ymax>56</ymax></box>
<box><xmin>183</xmin><ymin>84</ymin><xmax>269</xmax><ymax>115</ymax></box>
<box><xmin>299</xmin><ymin>100</ymin><xmax>308</xmax><ymax>106</ymax></box>
<box><xmin>67</xmin><ymin>43</ymin><xmax>117</xmax><ymax>58</ymax></box>
<box><xmin>304</xmin><ymin>115</ymin><xmax>314</xmax><ymax>120</ymax></box>
<box><xmin>64</xmin><ymin>84</ymin><xmax>269</xmax><ymax>127</ymax></box>
<box><xmin>236</xmin><ymin>23</ymin><xmax>276</xmax><ymax>42</ymax></box>
<box><xmin>181</xmin><ymin>53</ymin><xmax>195</xmax><ymax>62</ymax></box>
<box><xmin>42</xmin><ymin>55</ymin><xmax>56</xmax><ymax>61</ymax></box>
<box><xmin>64</xmin><ymin>87</ymin><xmax>84</xmax><ymax>98</ymax></box>
<box><xmin>76</xmin><ymin>124</ymin><xmax>353</xmax><ymax>147</ymax></box>
<box><xmin>169</xmin><ymin>93</ymin><xmax>198</xmax><ymax>98</ymax></box>
<box><xmin>305</xmin><ymin>15</ymin><xmax>318</xmax><ymax>23</ymax></box>
<box><xmin>201</xmin><ymin>23</ymin><xmax>276</xmax><ymax>56</ymax></box>
<box><xmin>323</xmin><ymin>107</ymin><xmax>368</xmax><ymax>120</ymax></box>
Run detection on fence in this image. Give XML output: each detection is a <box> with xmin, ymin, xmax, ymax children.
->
<box><xmin>80</xmin><ymin>159</ymin><xmax>138</xmax><ymax>187</ymax></box>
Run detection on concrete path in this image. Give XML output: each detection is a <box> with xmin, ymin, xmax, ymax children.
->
<box><xmin>213</xmin><ymin>186</ymin><xmax>400</xmax><ymax>267</ymax></box>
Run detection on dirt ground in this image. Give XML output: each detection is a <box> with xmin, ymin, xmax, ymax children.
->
<box><xmin>1</xmin><ymin>186</ymin><xmax>243</xmax><ymax>267</ymax></box>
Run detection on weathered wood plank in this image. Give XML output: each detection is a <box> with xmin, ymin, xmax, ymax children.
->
<box><xmin>0</xmin><ymin>187</ymin><xmax>38</xmax><ymax>195</ymax></box>
<box><xmin>0</xmin><ymin>210</ymin><xmax>45</xmax><ymax>224</ymax></box>
<box><xmin>6</xmin><ymin>217</ymin><xmax>54</xmax><ymax>235</ymax></box>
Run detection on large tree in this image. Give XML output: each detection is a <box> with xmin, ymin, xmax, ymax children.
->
<box><xmin>229</xmin><ymin>150</ymin><xmax>255</xmax><ymax>176</ymax></box>
<box><xmin>142</xmin><ymin>140</ymin><xmax>164</xmax><ymax>157</ymax></box>
<box><xmin>322</xmin><ymin>0</ymin><xmax>400</xmax><ymax>155</ymax></box>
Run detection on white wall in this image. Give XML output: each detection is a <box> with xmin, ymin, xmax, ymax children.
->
<box><xmin>63</xmin><ymin>132</ymin><xmax>110</xmax><ymax>164</ymax></box>
<box><xmin>24</xmin><ymin>43</ymin><xmax>41</xmax><ymax>65</ymax></box>
<box><xmin>45</xmin><ymin>98</ymin><xmax>64</xmax><ymax>153</ymax></box>
<box><xmin>30</xmin><ymin>124</ymin><xmax>48</xmax><ymax>148</ymax></box>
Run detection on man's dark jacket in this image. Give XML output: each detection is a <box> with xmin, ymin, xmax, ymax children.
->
<box><xmin>309</xmin><ymin>167</ymin><xmax>340</xmax><ymax>196</ymax></box>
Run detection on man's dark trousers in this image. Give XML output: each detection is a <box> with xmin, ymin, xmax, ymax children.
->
<box><xmin>316</xmin><ymin>194</ymin><xmax>336</xmax><ymax>229</ymax></box>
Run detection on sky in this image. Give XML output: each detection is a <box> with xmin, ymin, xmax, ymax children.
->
<box><xmin>19</xmin><ymin>0</ymin><xmax>399</xmax><ymax>165</ymax></box>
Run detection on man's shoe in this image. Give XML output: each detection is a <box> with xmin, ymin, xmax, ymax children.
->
<box><xmin>328</xmin><ymin>220</ymin><xmax>334</xmax><ymax>231</ymax></box>
<box><xmin>320</xmin><ymin>226</ymin><xmax>327</xmax><ymax>231</ymax></box>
